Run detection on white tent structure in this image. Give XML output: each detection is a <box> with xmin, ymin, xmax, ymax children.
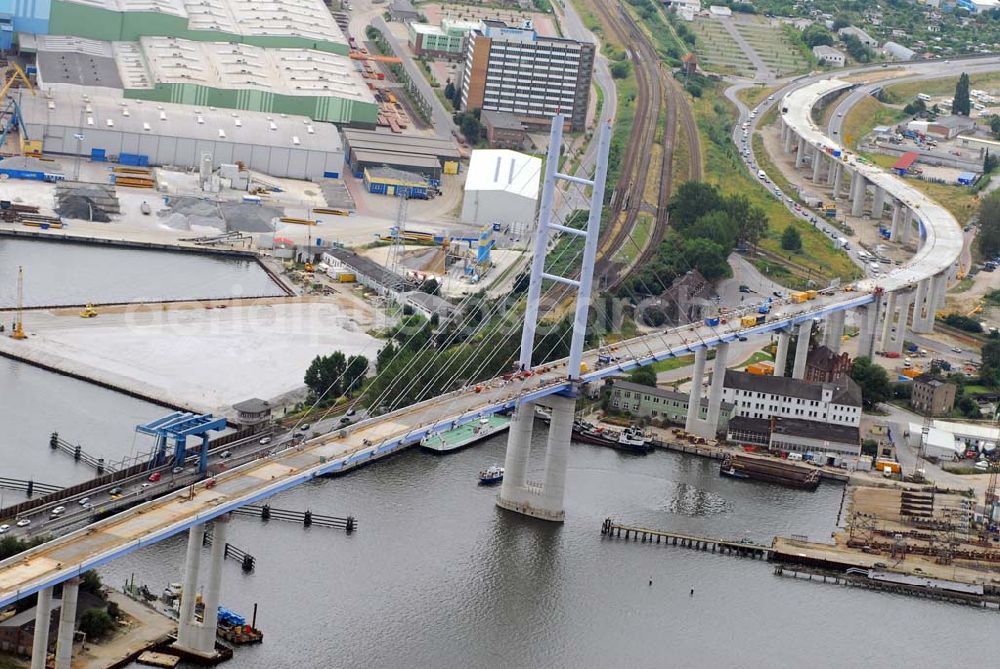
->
<box><xmin>461</xmin><ymin>149</ymin><xmax>541</xmax><ymax>235</ymax></box>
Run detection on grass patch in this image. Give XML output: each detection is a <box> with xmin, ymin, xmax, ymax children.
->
<box><xmin>672</xmin><ymin>109</ymin><xmax>691</xmax><ymax>183</ymax></box>
<box><xmin>649</xmin><ymin>354</ymin><xmax>695</xmax><ymax>373</ymax></box>
<box><xmin>735</xmin><ymin>349</ymin><xmax>775</xmax><ymax>368</ymax></box>
<box><xmin>883</xmin><ymin>72</ymin><xmax>1000</xmax><ymax>103</ymax></box>
<box><xmin>839</xmin><ymin>96</ymin><xmax>907</xmax><ymax>150</ymax></box>
<box><xmin>948</xmin><ymin>277</ymin><xmax>975</xmax><ymax>293</ymax></box>
<box><xmin>737</xmin><ymin>85</ymin><xmax>779</xmax><ymax>110</ymax></box>
<box><xmin>614</xmin><ymin>213</ymin><xmax>654</xmax><ymax>266</ymax></box>
<box><xmin>694</xmin><ymin>85</ymin><xmax>860</xmax><ymax>287</ymax></box>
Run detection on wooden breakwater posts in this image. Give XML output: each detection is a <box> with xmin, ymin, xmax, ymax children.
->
<box><xmin>202</xmin><ymin>530</ymin><xmax>257</xmax><ymax>572</ymax></box>
<box><xmin>49</xmin><ymin>432</ymin><xmax>113</xmax><ymax>473</ymax></box>
<box><xmin>0</xmin><ymin>476</ymin><xmax>62</xmax><ymax>497</ymax></box>
<box><xmin>601</xmin><ymin>518</ymin><xmax>770</xmax><ymax>559</ymax></box>
<box><xmin>231</xmin><ymin>504</ymin><xmax>357</xmax><ymax>533</ymax></box>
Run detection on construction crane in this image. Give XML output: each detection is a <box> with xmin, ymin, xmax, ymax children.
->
<box><xmin>0</xmin><ymin>62</ymin><xmax>34</xmax><ymax>99</ymax></box>
<box><xmin>0</xmin><ymin>63</ymin><xmax>40</xmax><ymax>156</ymax></box>
<box><xmin>10</xmin><ymin>265</ymin><xmax>27</xmax><ymax>340</ymax></box>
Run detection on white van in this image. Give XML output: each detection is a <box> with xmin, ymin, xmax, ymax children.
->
<box><xmin>757</xmin><ymin>169</ymin><xmax>766</xmax><ymax>180</ymax></box>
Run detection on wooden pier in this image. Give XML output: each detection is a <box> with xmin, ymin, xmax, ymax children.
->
<box><xmin>601</xmin><ymin>518</ymin><xmax>771</xmax><ymax>559</ymax></box>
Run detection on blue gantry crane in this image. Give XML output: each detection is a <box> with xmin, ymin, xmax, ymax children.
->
<box><xmin>136</xmin><ymin>412</ymin><xmax>227</xmax><ymax>474</ymax></box>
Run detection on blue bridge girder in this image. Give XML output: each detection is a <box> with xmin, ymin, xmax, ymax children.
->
<box><xmin>136</xmin><ymin>412</ymin><xmax>228</xmax><ymax>473</ymax></box>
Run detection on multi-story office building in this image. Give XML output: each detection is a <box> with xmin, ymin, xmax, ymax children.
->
<box><xmin>721</xmin><ymin>370</ymin><xmax>863</xmax><ymax>427</ymax></box>
<box><xmin>459</xmin><ymin>20</ymin><xmax>594</xmax><ymax>132</ymax></box>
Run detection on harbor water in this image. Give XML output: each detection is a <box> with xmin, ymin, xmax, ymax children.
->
<box><xmin>0</xmin><ymin>238</ymin><xmax>284</xmax><ymax>307</ymax></box>
<box><xmin>71</xmin><ymin>420</ymin><xmax>1000</xmax><ymax>667</ymax></box>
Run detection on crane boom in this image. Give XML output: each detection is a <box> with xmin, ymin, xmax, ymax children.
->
<box><xmin>11</xmin><ymin>265</ymin><xmax>27</xmax><ymax>340</ymax></box>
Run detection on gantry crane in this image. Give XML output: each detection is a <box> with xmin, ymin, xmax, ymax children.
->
<box><xmin>10</xmin><ymin>265</ymin><xmax>27</xmax><ymax>340</ymax></box>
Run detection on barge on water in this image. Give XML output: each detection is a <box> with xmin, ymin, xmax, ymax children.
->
<box><xmin>720</xmin><ymin>453</ymin><xmax>821</xmax><ymax>490</ymax></box>
<box><xmin>419</xmin><ymin>414</ymin><xmax>510</xmax><ymax>453</ymax></box>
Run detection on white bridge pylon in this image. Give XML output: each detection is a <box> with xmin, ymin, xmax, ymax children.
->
<box><xmin>498</xmin><ymin>114</ymin><xmax>611</xmax><ymax>522</ymax></box>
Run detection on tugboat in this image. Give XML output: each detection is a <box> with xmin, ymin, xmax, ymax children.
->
<box><xmin>478</xmin><ymin>464</ymin><xmax>504</xmax><ymax>484</ymax></box>
<box><xmin>571</xmin><ymin>420</ymin><xmax>655</xmax><ymax>454</ymax></box>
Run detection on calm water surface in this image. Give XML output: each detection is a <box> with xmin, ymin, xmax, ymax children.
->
<box><xmin>0</xmin><ymin>238</ymin><xmax>283</xmax><ymax>307</ymax></box>
<box><xmin>3</xmin><ymin>365</ymin><xmax>998</xmax><ymax>668</ymax></box>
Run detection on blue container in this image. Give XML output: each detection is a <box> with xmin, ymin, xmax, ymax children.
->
<box><xmin>91</xmin><ymin>148</ymin><xmax>106</xmax><ymax>162</ymax></box>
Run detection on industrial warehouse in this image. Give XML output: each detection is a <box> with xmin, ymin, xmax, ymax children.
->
<box><xmin>18</xmin><ymin>93</ymin><xmax>345</xmax><ymax>180</ymax></box>
<box><xmin>343</xmin><ymin>128</ymin><xmax>462</xmax><ymax>186</ymax></box>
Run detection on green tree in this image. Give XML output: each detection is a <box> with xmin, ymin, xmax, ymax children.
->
<box><xmin>841</xmin><ymin>34</ymin><xmax>872</xmax><ymax>63</ymax></box>
<box><xmin>802</xmin><ymin>24</ymin><xmax>833</xmax><ymax>47</ymax></box>
<box><xmin>903</xmin><ymin>98</ymin><xmax>926</xmax><ymax>115</ymax></box>
<box><xmin>780</xmin><ymin>225</ymin><xmax>802</xmax><ymax>251</ymax></box>
<box><xmin>682</xmin><ymin>237</ymin><xmax>730</xmax><ymax>280</ymax></box>
<box><xmin>79</xmin><ymin>608</ymin><xmax>115</xmax><ymax>639</ymax></box>
<box><xmin>344</xmin><ymin>355</ymin><xmax>370</xmax><ymax>396</ymax></box>
<box><xmin>981</xmin><ymin>337</ymin><xmax>1000</xmax><ymax>387</ymax></box>
<box><xmin>851</xmin><ymin>357</ymin><xmax>892</xmax><ymax>410</ymax></box>
<box><xmin>990</xmin><ymin>116</ymin><xmax>1000</xmax><ymax>140</ymax></box>
<box><xmin>444</xmin><ymin>80</ymin><xmax>456</xmax><ymax>104</ymax></box>
<box><xmin>629</xmin><ymin>365</ymin><xmax>658</xmax><ymax>387</ymax></box>
<box><xmin>953</xmin><ymin>72</ymin><xmax>971</xmax><ymax>116</ymax></box>
<box><xmin>980</xmin><ymin>190</ymin><xmax>1000</xmax><ymax>258</ymax></box>
<box><xmin>861</xmin><ymin>439</ymin><xmax>878</xmax><ymax>457</ymax></box>
<box><xmin>984</xmin><ymin>150</ymin><xmax>999</xmax><ymax>175</ymax></box>
<box><xmin>832</xmin><ymin>16</ymin><xmax>851</xmax><ymax>31</ymax></box>
<box><xmin>667</xmin><ymin>181</ymin><xmax>723</xmax><ymax>230</ymax></box>
<box><xmin>80</xmin><ymin>570</ymin><xmax>103</xmax><ymax>598</ymax></box>
<box><xmin>304</xmin><ymin>351</ymin><xmax>347</xmax><ymax>400</ymax></box>
<box><xmin>692</xmin><ymin>210</ymin><xmax>738</xmax><ymax>249</ymax></box>
<box><xmin>376</xmin><ymin>341</ymin><xmax>398</xmax><ymax>373</ymax></box>
<box><xmin>727</xmin><ymin>195</ymin><xmax>767</xmax><ymax>250</ymax></box>
<box><xmin>610</xmin><ymin>60</ymin><xmax>631</xmax><ymax>79</ymax></box>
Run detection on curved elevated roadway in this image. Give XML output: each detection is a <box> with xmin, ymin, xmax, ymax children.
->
<box><xmin>0</xmin><ymin>70</ymin><xmax>972</xmax><ymax>612</ymax></box>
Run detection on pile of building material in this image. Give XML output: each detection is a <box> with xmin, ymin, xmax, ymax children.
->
<box><xmin>158</xmin><ymin>196</ymin><xmax>281</xmax><ymax>233</ymax></box>
<box><xmin>112</xmin><ymin>166</ymin><xmax>156</xmax><ymax>189</ymax></box>
<box><xmin>55</xmin><ymin>182</ymin><xmax>120</xmax><ymax>222</ymax></box>
<box><xmin>0</xmin><ymin>202</ymin><xmax>63</xmax><ymax>227</ymax></box>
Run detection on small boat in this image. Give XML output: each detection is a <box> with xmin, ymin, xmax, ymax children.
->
<box><xmin>720</xmin><ymin>466</ymin><xmax>750</xmax><ymax>480</ymax></box>
<box><xmin>571</xmin><ymin>420</ymin><xmax>655</xmax><ymax>454</ymax></box>
<box><xmin>478</xmin><ymin>464</ymin><xmax>504</xmax><ymax>484</ymax></box>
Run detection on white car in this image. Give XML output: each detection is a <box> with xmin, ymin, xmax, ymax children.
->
<box><xmin>0</xmin><ymin>524</ymin><xmax>9</xmax><ymax>534</ymax></box>
<box><xmin>78</xmin><ymin>497</ymin><xmax>90</xmax><ymax>505</ymax></box>
<box><xmin>50</xmin><ymin>506</ymin><xmax>66</xmax><ymax>516</ymax></box>
<box><xmin>258</xmin><ymin>437</ymin><xmax>272</xmax><ymax>445</ymax></box>
<box><xmin>16</xmin><ymin>518</ymin><xmax>31</xmax><ymax>527</ymax></box>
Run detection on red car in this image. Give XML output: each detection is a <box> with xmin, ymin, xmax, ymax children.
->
<box><xmin>148</xmin><ymin>472</ymin><xmax>161</xmax><ymax>482</ymax></box>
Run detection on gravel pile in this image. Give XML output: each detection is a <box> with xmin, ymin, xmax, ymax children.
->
<box><xmin>55</xmin><ymin>182</ymin><xmax>120</xmax><ymax>222</ymax></box>
<box><xmin>158</xmin><ymin>196</ymin><xmax>281</xmax><ymax>232</ymax></box>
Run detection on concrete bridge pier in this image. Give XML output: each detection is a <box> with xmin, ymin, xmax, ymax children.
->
<box><xmin>30</xmin><ymin>586</ymin><xmax>53</xmax><ymax>669</ymax></box>
<box><xmin>795</xmin><ymin>137</ymin><xmax>807</xmax><ymax>168</ymax></box>
<box><xmin>879</xmin><ymin>291</ymin><xmax>897</xmax><ymax>354</ymax></box>
<box><xmin>791</xmin><ymin>321</ymin><xmax>812</xmax><ymax>379</ymax></box>
<box><xmin>687</xmin><ymin>344</ymin><xmax>729</xmax><ymax>440</ymax></box>
<box><xmin>497</xmin><ymin>394</ymin><xmax>576</xmax><ymax>522</ymax></box>
<box><xmin>54</xmin><ymin>577</ymin><xmax>80</xmax><ymax>669</ymax></box>
<box><xmin>890</xmin><ymin>203</ymin><xmax>903</xmax><ymax>240</ymax></box>
<box><xmin>872</xmin><ymin>186</ymin><xmax>887</xmax><ymax>221</ymax></box>
<box><xmin>784</xmin><ymin>123</ymin><xmax>795</xmax><ymax>153</ymax></box>
<box><xmin>851</xmin><ymin>174</ymin><xmax>866</xmax><ymax>217</ymax></box>
<box><xmin>825</xmin><ymin>310</ymin><xmax>846</xmax><ymax>354</ymax></box>
<box><xmin>684</xmin><ymin>349</ymin><xmax>709</xmax><ymax>433</ymax></box>
<box><xmin>911</xmin><ymin>278</ymin><xmax>933</xmax><ymax>334</ymax></box>
<box><xmin>856</xmin><ymin>304</ymin><xmax>878</xmax><ymax>360</ymax></box>
<box><xmin>827</xmin><ymin>159</ymin><xmax>838</xmax><ymax>186</ymax></box>
<box><xmin>832</xmin><ymin>162</ymin><xmax>844</xmax><ymax>198</ymax></box>
<box><xmin>774</xmin><ymin>330</ymin><xmax>791</xmax><ymax>376</ymax></box>
<box><xmin>900</xmin><ymin>209</ymin><xmax>914</xmax><ymax>245</ymax></box>
<box><xmin>812</xmin><ymin>148</ymin><xmax>824</xmax><ymax>181</ymax></box>
<box><xmin>174</xmin><ymin>518</ymin><xmax>227</xmax><ymax>658</ymax></box>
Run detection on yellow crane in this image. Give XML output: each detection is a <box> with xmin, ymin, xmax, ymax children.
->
<box><xmin>0</xmin><ymin>62</ymin><xmax>33</xmax><ymax>99</ymax></box>
<box><xmin>11</xmin><ymin>265</ymin><xmax>27</xmax><ymax>340</ymax></box>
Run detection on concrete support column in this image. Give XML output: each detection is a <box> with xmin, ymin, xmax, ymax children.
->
<box><xmin>197</xmin><ymin>516</ymin><xmax>228</xmax><ymax>653</ymax></box>
<box><xmin>784</xmin><ymin>125</ymin><xmax>794</xmax><ymax>153</ymax></box>
<box><xmin>795</xmin><ymin>137</ymin><xmax>807</xmax><ymax>168</ymax></box>
<box><xmin>685</xmin><ymin>348</ymin><xmax>708</xmax><ymax>432</ymax></box>
<box><xmin>856</xmin><ymin>304</ymin><xmax>877</xmax><ymax>360</ymax></box>
<box><xmin>176</xmin><ymin>523</ymin><xmax>206</xmax><ymax>651</ymax></box>
<box><xmin>833</xmin><ymin>162</ymin><xmax>844</xmax><ymax>198</ymax></box>
<box><xmin>911</xmin><ymin>279</ymin><xmax>932</xmax><ymax>334</ymax></box>
<box><xmin>872</xmin><ymin>186</ymin><xmax>887</xmax><ymax>220</ymax></box>
<box><xmin>890</xmin><ymin>203</ymin><xmax>903</xmax><ymax>240</ymax></box>
<box><xmin>826</xmin><ymin>310</ymin><xmax>846</xmax><ymax>354</ymax></box>
<box><xmin>774</xmin><ymin>331</ymin><xmax>791</xmax><ymax>377</ymax></box>
<box><xmin>879</xmin><ymin>291</ymin><xmax>897</xmax><ymax>353</ymax></box>
<box><xmin>537</xmin><ymin>394</ymin><xmax>575</xmax><ymax>522</ymax></box>
<box><xmin>499</xmin><ymin>401</ymin><xmax>534</xmax><ymax>496</ymax></box>
<box><xmin>827</xmin><ymin>159</ymin><xmax>838</xmax><ymax>185</ymax></box>
<box><xmin>900</xmin><ymin>209</ymin><xmax>914</xmax><ymax>245</ymax></box>
<box><xmin>926</xmin><ymin>272</ymin><xmax>946</xmax><ymax>324</ymax></box>
<box><xmin>851</xmin><ymin>174</ymin><xmax>866</xmax><ymax>217</ymax></box>
<box><xmin>30</xmin><ymin>587</ymin><xmax>53</xmax><ymax>669</ymax></box>
<box><xmin>886</xmin><ymin>292</ymin><xmax>912</xmax><ymax>355</ymax></box>
<box><xmin>792</xmin><ymin>321</ymin><xmax>812</xmax><ymax>380</ymax></box>
<box><xmin>780</xmin><ymin>120</ymin><xmax>789</xmax><ymax>146</ymax></box>
<box><xmin>702</xmin><ymin>343</ymin><xmax>729</xmax><ymax>438</ymax></box>
<box><xmin>812</xmin><ymin>148</ymin><xmax>823</xmax><ymax>181</ymax></box>
<box><xmin>54</xmin><ymin>577</ymin><xmax>80</xmax><ymax>669</ymax></box>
